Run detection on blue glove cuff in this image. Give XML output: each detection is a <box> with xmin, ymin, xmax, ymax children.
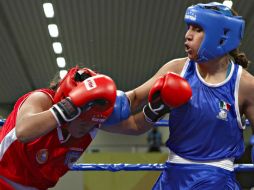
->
<box><xmin>104</xmin><ymin>90</ymin><xmax>131</xmax><ymax>125</ymax></box>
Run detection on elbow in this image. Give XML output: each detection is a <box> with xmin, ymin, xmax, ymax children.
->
<box><xmin>15</xmin><ymin>126</ymin><xmax>31</xmax><ymax>143</ymax></box>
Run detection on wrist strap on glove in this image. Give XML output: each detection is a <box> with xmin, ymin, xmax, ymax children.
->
<box><xmin>50</xmin><ymin>98</ymin><xmax>81</xmax><ymax>126</ymax></box>
<box><xmin>143</xmin><ymin>102</ymin><xmax>170</xmax><ymax>123</ymax></box>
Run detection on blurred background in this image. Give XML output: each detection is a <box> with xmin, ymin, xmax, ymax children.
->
<box><xmin>0</xmin><ymin>0</ymin><xmax>254</xmax><ymax>114</ymax></box>
<box><xmin>0</xmin><ymin>0</ymin><xmax>253</xmax><ymax>189</ymax></box>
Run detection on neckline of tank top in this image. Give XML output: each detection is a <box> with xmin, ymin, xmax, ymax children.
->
<box><xmin>195</xmin><ymin>60</ymin><xmax>234</xmax><ymax>87</ymax></box>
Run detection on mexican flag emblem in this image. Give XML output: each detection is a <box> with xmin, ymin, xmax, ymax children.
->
<box><xmin>219</xmin><ymin>100</ymin><xmax>231</xmax><ymax>111</ymax></box>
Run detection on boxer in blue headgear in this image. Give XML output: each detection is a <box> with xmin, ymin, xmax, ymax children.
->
<box><xmin>185</xmin><ymin>2</ymin><xmax>245</xmax><ymax>62</ymax></box>
<box><xmin>100</xmin><ymin>2</ymin><xmax>254</xmax><ymax>190</ymax></box>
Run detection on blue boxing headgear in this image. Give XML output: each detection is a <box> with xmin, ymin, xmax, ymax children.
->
<box><xmin>184</xmin><ymin>2</ymin><xmax>245</xmax><ymax>62</ymax></box>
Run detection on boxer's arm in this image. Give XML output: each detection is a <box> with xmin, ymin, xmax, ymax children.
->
<box><xmin>126</xmin><ymin>58</ymin><xmax>187</xmax><ymax>112</ymax></box>
<box><xmin>241</xmin><ymin>71</ymin><xmax>254</xmax><ymax>131</ymax></box>
<box><xmin>15</xmin><ymin>92</ymin><xmax>58</xmax><ymax>143</ymax></box>
<box><xmin>240</xmin><ymin>71</ymin><xmax>254</xmax><ymax>163</ymax></box>
<box><xmin>101</xmin><ymin>58</ymin><xmax>187</xmax><ymax>134</ymax></box>
<box><xmin>101</xmin><ymin>111</ymin><xmax>153</xmax><ymax>135</ymax></box>
<box><xmin>100</xmin><ymin>74</ymin><xmax>157</xmax><ymax>134</ymax></box>
<box><xmin>16</xmin><ymin>75</ymin><xmax>116</xmax><ymax>142</ymax></box>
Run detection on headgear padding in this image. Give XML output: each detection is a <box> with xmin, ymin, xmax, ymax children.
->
<box><xmin>184</xmin><ymin>2</ymin><xmax>245</xmax><ymax>62</ymax></box>
<box><xmin>53</xmin><ymin>66</ymin><xmax>97</xmax><ymax>103</ymax></box>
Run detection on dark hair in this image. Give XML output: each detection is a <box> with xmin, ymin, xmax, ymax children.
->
<box><xmin>229</xmin><ymin>8</ymin><xmax>251</xmax><ymax>69</ymax></box>
<box><xmin>49</xmin><ymin>71</ymin><xmax>61</xmax><ymax>91</ymax></box>
<box><xmin>229</xmin><ymin>49</ymin><xmax>250</xmax><ymax>69</ymax></box>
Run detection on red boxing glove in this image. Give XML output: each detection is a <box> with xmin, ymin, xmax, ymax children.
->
<box><xmin>70</xmin><ymin>75</ymin><xmax>117</xmax><ymax>124</ymax></box>
<box><xmin>149</xmin><ymin>72</ymin><xmax>192</xmax><ymax>107</ymax></box>
<box><xmin>50</xmin><ymin>75</ymin><xmax>117</xmax><ymax>126</ymax></box>
<box><xmin>143</xmin><ymin>72</ymin><xmax>192</xmax><ymax>123</ymax></box>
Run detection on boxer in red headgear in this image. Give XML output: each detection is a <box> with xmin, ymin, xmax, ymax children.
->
<box><xmin>0</xmin><ymin>66</ymin><xmax>117</xmax><ymax>189</ymax></box>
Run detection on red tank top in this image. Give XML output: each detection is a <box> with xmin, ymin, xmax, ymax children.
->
<box><xmin>0</xmin><ymin>89</ymin><xmax>95</xmax><ymax>189</ymax></box>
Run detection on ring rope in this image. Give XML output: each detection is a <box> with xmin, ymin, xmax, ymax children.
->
<box><xmin>71</xmin><ymin>163</ymin><xmax>254</xmax><ymax>172</ymax></box>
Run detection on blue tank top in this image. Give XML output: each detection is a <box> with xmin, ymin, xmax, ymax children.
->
<box><xmin>166</xmin><ymin>59</ymin><xmax>244</xmax><ymax>161</ymax></box>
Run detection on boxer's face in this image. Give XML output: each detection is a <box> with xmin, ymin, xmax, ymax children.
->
<box><xmin>184</xmin><ymin>24</ymin><xmax>204</xmax><ymax>61</ymax></box>
<box><xmin>67</xmin><ymin>118</ymin><xmax>95</xmax><ymax>138</ymax></box>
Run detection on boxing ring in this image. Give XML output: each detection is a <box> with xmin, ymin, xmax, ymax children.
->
<box><xmin>0</xmin><ymin>119</ymin><xmax>254</xmax><ymax>172</ymax></box>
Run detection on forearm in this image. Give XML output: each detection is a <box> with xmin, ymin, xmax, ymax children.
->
<box><xmin>101</xmin><ymin>111</ymin><xmax>152</xmax><ymax>135</ymax></box>
<box><xmin>126</xmin><ymin>90</ymin><xmax>148</xmax><ymax>113</ymax></box>
<box><xmin>131</xmin><ymin>112</ymin><xmax>154</xmax><ymax>135</ymax></box>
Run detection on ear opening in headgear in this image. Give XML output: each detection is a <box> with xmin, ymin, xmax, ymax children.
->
<box><xmin>219</xmin><ymin>28</ymin><xmax>230</xmax><ymax>45</ymax></box>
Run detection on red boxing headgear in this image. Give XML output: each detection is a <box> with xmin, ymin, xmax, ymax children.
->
<box><xmin>53</xmin><ymin>66</ymin><xmax>97</xmax><ymax>103</ymax></box>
